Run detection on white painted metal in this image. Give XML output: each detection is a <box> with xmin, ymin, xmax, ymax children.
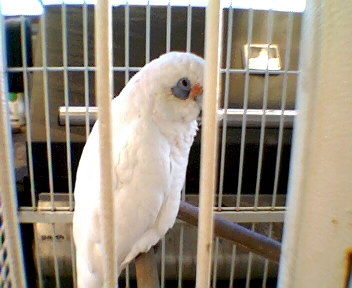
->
<box><xmin>69</xmin><ymin>229</ymin><xmax>77</xmax><ymax>288</ymax></box>
<box><xmin>272</xmin><ymin>12</ymin><xmax>294</xmax><ymax>208</ymax></box>
<box><xmin>228</xmin><ymin>245</ymin><xmax>237</xmax><ymax>288</ymax></box>
<box><xmin>124</xmin><ymin>1</ymin><xmax>130</xmax><ymax>84</ymax></box>
<box><xmin>123</xmin><ymin>5</ymin><xmax>131</xmax><ymax>284</ymax></box>
<box><xmin>211</xmin><ymin>237</ymin><xmax>220</xmax><ymax>287</ymax></box>
<box><xmin>195</xmin><ymin>0</ymin><xmax>221</xmax><ymax>286</ymax></box>
<box><xmin>20</xmin><ymin>15</ymin><xmax>36</xmax><ymax>209</ymax></box>
<box><xmin>244</xmin><ymin>223</ymin><xmax>255</xmax><ymax>288</ymax></box>
<box><xmin>178</xmin><ymin>184</ymin><xmax>187</xmax><ymax>287</ymax></box>
<box><xmin>95</xmin><ymin>0</ymin><xmax>117</xmax><ymax>286</ymax></box>
<box><xmin>0</xmin><ymin>14</ymin><xmax>27</xmax><ymax>288</ymax></box>
<box><xmin>7</xmin><ymin>66</ymin><xmax>299</xmax><ymax>74</ymax></box>
<box><xmin>218</xmin><ymin>1</ymin><xmax>233</xmax><ymax>209</ymax></box>
<box><xmin>186</xmin><ymin>1</ymin><xmax>192</xmax><ymax>52</ymax></box>
<box><xmin>278</xmin><ymin>0</ymin><xmax>352</xmax><ymax>287</ymax></box>
<box><xmin>33</xmin><ymin>225</ymin><xmax>44</xmax><ymax>287</ymax></box>
<box><xmin>261</xmin><ymin>222</ymin><xmax>273</xmax><ymax>287</ymax></box>
<box><xmin>59</xmin><ymin>106</ymin><xmax>297</xmax><ymax>128</ymax></box>
<box><xmin>161</xmin><ymin>237</ymin><xmax>166</xmax><ymax>288</ymax></box>
<box><xmin>145</xmin><ymin>0</ymin><xmax>150</xmax><ymax>63</ymax></box>
<box><xmin>254</xmin><ymin>9</ymin><xmax>274</xmax><ymax>208</ymax></box>
<box><xmin>1</xmin><ymin>2</ymin><xmax>303</xmax><ymax>286</ymax></box>
<box><xmin>51</xmin><ymin>224</ymin><xmax>61</xmax><ymax>287</ymax></box>
<box><xmin>61</xmin><ymin>2</ymin><xmax>74</xmax><ymax>211</ymax></box>
<box><xmin>83</xmin><ymin>0</ymin><xmax>91</xmax><ymax>140</ymax></box>
<box><xmin>18</xmin><ymin>209</ymin><xmax>285</xmax><ymax>223</ymax></box>
<box><xmin>236</xmin><ymin>8</ymin><xmax>253</xmax><ymax>209</ymax></box>
<box><xmin>166</xmin><ymin>0</ymin><xmax>171</xmax><ymax>52</ymax></box>
<box><xmin>40</xmin><ymin>11</ymin><xmax>56</xmax><ymax>210</ymax></box>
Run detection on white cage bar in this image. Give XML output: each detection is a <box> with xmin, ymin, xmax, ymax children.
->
<box><xmin>253</xmin><ymin>8</ymin><xmax>275</xmax><ymax>209</ymax></box>
<box><xmin>61</xmin><ymin>1</ymin><xmax>74</xmax><ymax>211</ymax></box>
<box><xmin>40</xmin><ymin>9</ymin><xmax>56</xmax><ymax>211</ymax></box>
<box><xmin>196</xmin><ymin>0</ymin><xmax>221</xmax><ymax>287</ymax></box>
<box><xmin>236</xmin><ymin>8</ymin><xmax>253</xmax><ymax>209</ymax></box>
<box><xmin>0</xmin><ymin>13</ymin><xmax>27</xmax><ymax>288</ymax></box>
<box><xmin>0</xmin><ymin>1</ymin><xmax>308</xmax><ymax>287</ymax></box>
<box><xmin>19</xmin><ymin>15</ymin><xmax>37</xmax><ymax>210</ymax></box>
<box><xmin>217</xmin><ymin>0</ymin><xmax>233</xmax><ymax>209</ymax></box>
<box><xmin>95</xmin><ymin>0</ymin><xmax>117</xmax><ymax>286</ymax></box>
<box><xmin>278</xmin><ymin>0</ymin><xmax>352</xmax><ymax>287</ymax></box>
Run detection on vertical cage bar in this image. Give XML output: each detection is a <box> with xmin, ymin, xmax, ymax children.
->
<box><xmin>124</xmin><ymin>1</ymin><xmax>130</xmax><ymax>84</ymax></box>
<box><xmin>186</xmin><ymin>1</ymin><xmax>192</xmax><ymax>52</ymax></box>
<box><xmin>51</xmin><ymin>224</ymin><xmax>61</xmax><ymax>288</ymax></box>
<box><xmin>83</xmin><ymin>0</ymin><xmax>90</xmax><ymax>140</ymax></box>
<box><xmin>278</xmin><ymin>1</ymin><xmax>352</xmax><ymax>287</ymax></box>
<box><xmin>161</xmin><ymin>237</ymin><xmax>166</xmax><ymax>288</ymax></box>
<box><xmin>177</xmin><ymin>222</ymin><xmax>184</xmax><ymax>288</ymax></box>
<box><xmin>261</xmin><ymin>223</ymin><xmax>273</xmax><ymax>288</ymax></box>
<box><xmin>228</xmin><ymin>245</ymin><xmax>237</xmax><ymax>288</ymax></box>
<box><xmin>20</xmin><ymin>16</ymin><xmax>36</xmax><ymax>209</ymax></box>
<box><xmin>95</xmin><ymin>0</ymin><xmax>117</xmax><ymax>286</ymax></box>
<box><xmin>62</xmin><ymin>2</ymin><xmax>74</xmax><ymax>211</ymax></box>
<box><xmin>70</xmin><ymin>231</ymin><xmax>77</xmax><ymax>288</ymax></box>
<box><xmin>195</xmin><ymin>0</ymin><xmax>221</xmax><ymax>286</ymax></box>
<box><xmin>125</xmin><ymin>264</ymin><xmax>130</xmax><ymax>288</ymax></box>
<box><xmin>211</xmin><ymin>237</ymin><xmax>220</xmax><ymax>288</ymax></box>
<box><xmin>236</xmin><ymin>9</ymin><xmax>253</xmax><ymax>209</ymax></box>
<box><xmin>272</xmin><ymin>12</ymin><xmax>294</xmax><ymax>208</ymax></box>
<box><xmin>41</xmin><ymin>10</ymin><xmax>55</xmax><ymax>210</ymax></box>
<box><xmin>177</xmin><ymin>184</ymin><xmax>186</xmax><ymax>288</ymax></box>
<box><xmin>245</xmin><ymin>253</ymin><xmax>253</xmax><ymax>288</ymax></box>
<box><xmin>0</xmin><ymin>14</ymin><xmax>27</xmax><ymax>288</ymax></box>
<box><xmin>245</xmin><ymin>223</ymin><xmax>255</xmax><ymax>288</ymax></box>
<box><xmin>254</xmin><ymin>10</ymin><xmax>275</xmax><ymax>208</ymax></box>
<box><xmin>218</xmin><ymin>2</ymin><xmax>233</xmax><ymax>209</ymax></box>
<box><xmin>33</xmin><ymin>225</ymin><xmax>43</xmax><ymax>288</ymax></box>
<box><xmin>166</xmin><ymin>0</ymin><xmax>171</xmax><ymax>53</ymax></box>
<box><xmin>183</xmin><ymin>8</ymin><xmax>191</xmax><ymax>281</ymax></box>
<box><xmin>145</xmin><ymin>0</ymin><xmax>150</xmax><ymax>63</ymax></box>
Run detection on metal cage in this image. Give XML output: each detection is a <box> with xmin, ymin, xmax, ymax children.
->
<box><xmin>1</xmin><ymin>0</ymin><xmax>352</xmax><ymax>287</ymax></box>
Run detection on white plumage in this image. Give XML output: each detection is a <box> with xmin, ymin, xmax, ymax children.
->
<box><xmin>73</xmin><ymin>52</ymin><xmax>204</xmax><ymax>287</ymax></box>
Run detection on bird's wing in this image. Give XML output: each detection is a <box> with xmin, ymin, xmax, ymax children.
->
<box><xmin>73</xmin><ymin>123</ymin><xmax>106</xmax><ymax>288</ymax></box>
<box><xmin>113</xmin><ymin>117</ymin><xmax>172</xmax><ymax>268</ymax></box>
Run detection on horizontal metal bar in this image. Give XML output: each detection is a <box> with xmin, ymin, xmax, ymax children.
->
<box><xmin>19</xmin><ymin>211</ymin><xmax>73</xmax><ymax>223</ymax></box>
<box><xmin>223</xmin><ymin>68</ymin><xmax>299</xmax><ymax>75</ymax></box>
<box><xmin>6</xmin><ymin>66</ymin><xmax>299</xmax><ymax>75</ymax></box>
<box><xmin>218</xmin><ymin>108</ymin><xmax>296</xmax><ymax>128</ymax></box>
<box><xmin>59</xmin><ymin>106</ymin><xmax>296</xmax><ymax>128</ymax></box>
<box><xmin>58</xmin><ymin>106</ymin><xmax>98</xmax><ymax>126</ymax></box>
<box><xmin>19</xmin><ymin>209</ymin><xmax>284</xmax><ymax>223</ymax></box>
<box><xmin>6</xmin><ymin>66</ymin><xmax>140</xmax><ymax>72</ymax></box>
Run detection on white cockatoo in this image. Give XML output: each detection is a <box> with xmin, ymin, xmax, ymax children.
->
<box><xmin>73</xmin><ymin>52</ymin><xmax>204</xmax><ymax>287</ymax></box>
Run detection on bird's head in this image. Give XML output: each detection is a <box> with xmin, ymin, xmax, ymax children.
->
<box><xmin>139</xmin><ymin>52</ymin><xmax>204</xmax><ymax>123</ymax></box>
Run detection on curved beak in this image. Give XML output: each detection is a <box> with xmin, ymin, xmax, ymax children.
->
<box><xmin>189</xmin><ymin>84</ymin><xmax>203</xmax><ymax>101</ymax></box>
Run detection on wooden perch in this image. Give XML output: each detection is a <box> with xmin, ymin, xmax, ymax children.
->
<box><xmin>135</xmin><ymin>248</ymin><xmax>160</xmax><ymax>288</ymax></box>
<box><xmin>178</xmin><ymin>201</ymin><xmax>282</xmax><ymax>263</ymax></box>
<box><xmin>135</xmin><ymin>201</ymin><xmax>281</xmax><ymax>287</ymax></box>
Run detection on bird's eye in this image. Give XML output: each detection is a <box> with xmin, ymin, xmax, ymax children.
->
<box><xmin>181</xmin><ymin>78</ymin><xmax>190</xmax><ymax>88</ymax></box>
<box><xmin>171</xmin><ymin>77</ymin><xmax>191</xmax><ymax>100</ymax></box>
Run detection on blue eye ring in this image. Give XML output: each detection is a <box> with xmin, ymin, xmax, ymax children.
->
<box><xmin>171</xmin><ymin>77</ymin><xmax>191</xmax><ymax>100</ymax></box>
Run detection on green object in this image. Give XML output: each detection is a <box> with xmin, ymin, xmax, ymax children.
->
<box><xmin>9</xmin><ymin>92</ymin><xmax>17</xmax><ymax>102</ymax></box>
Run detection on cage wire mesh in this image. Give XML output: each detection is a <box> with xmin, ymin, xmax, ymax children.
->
<box><xmin>1</xmin><ymin>1</ymin><xmax>302</xmax><ymax>287</ymax></box>
<box><xmin>0</xmin><ymin>206</ymin><xmax>11</xmax><ymax>288</ymax></box>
